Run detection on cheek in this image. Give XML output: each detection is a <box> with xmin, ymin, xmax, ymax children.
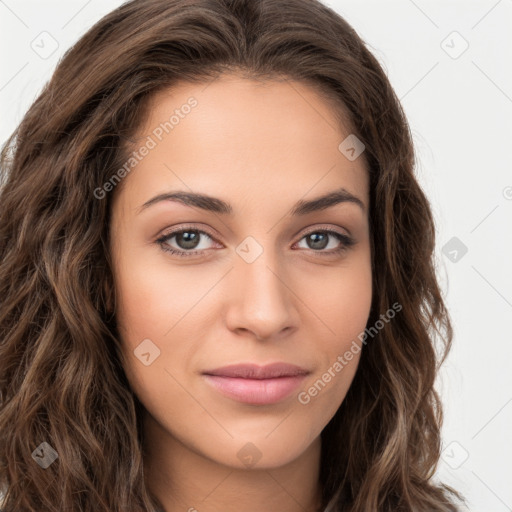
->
<box><xmin>113</xmin><ymin>252</ymin><xmax>207</xmax><ymax>342</ymax></box>
<box><xmin>296</xmin><ymin>294</ymin><xmax>369</xmax><ymax>432</ymax></box>
<box><xmin>299</xmin><ymin>253</ymin><xmax>373</xmax><ymax>345</ymax></box>
<box><xmin>112</xmin><ymin>250</ymin><xmax>222</xmax><ymax>396</ymax></box>
<box><xmin>334</xmin><ymin>276</ymin><xmax>372</xmax><ymax>350</ymax></box>
<box><xmin>295</xmin><ymin>254</ymin><xmax>372</xmax><ymax>403</ymax></box>
<box><xmin>112</xmin><ymin>255</ymin><xmax>202</xmax><ymax>412</ymax></box>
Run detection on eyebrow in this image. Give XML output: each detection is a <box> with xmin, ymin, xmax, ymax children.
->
<box><xmin>137</xmin><ymin>186</ymin><xmax>366</xmax><ymax>215</ymax></box>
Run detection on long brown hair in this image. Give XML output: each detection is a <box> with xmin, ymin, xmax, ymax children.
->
<box><xmin>0</xmin><ymin>0</ymin><xmax>463</xmax><ymax>510</ymax></box>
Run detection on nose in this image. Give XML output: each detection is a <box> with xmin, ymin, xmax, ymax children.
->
<box><xmin>224</xmin><ymin>247</ymin><xmax>299</xmax><ymax>341</ymax></box>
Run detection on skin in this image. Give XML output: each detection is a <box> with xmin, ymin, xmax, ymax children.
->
<box><xmin>109</xmin><ymin>73</ymin><xmax>372</xmax><ymax>512</ymax></box>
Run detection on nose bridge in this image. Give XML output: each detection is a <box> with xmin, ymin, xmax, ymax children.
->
<box><xmin>226</xmin><ymin>236</ymin><xmax>297</xmax><ymax>339</ymax></box>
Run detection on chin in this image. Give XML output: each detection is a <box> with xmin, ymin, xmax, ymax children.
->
<box><xmin>202</xmin><ymin>430</ymin><xmax>319</xmax><ymax>470</ymax></box>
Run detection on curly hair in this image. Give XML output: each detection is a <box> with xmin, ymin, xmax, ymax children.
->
<box><xmin>0</xmin><ymin>0</ymin><xmax>463</xmax><ymax>510</ymax></box>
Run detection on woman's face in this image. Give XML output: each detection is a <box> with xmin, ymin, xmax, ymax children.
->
<box><xmin>110</xmin><ymin>74</ymin><xmax>372</xmax><ymax>470</ymax></box>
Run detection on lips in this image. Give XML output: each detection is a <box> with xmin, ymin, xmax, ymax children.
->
<box><xmin>203</xmin><ymin>362</ymin><xmax>310</xmax><ymax>379</ymax></box>
<box><xmin>202</xmin><ymin>363</ymin><xmax>310</xmax><ymax>405</ymax></box>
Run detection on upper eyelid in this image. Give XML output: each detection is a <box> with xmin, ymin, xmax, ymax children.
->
<box><xmin>157</xmin><ymin>224</ymin><xmax>218</xmax><ymax>243</ymax></box>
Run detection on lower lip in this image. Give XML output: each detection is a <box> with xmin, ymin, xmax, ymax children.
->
<box><xmin>202</xmin><ymin>374</ymin><xmax>308</xmax><ymax>405</ymax></box>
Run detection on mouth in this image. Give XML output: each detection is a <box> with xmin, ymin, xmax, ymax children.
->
<box><xmin>201</xmin><ymin>362</ymin><xmax>310</xmax><ymax>405</ymax></box>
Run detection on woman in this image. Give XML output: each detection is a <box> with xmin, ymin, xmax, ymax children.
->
<box><xmin>0</xmin><ymin>0</ymin><xmax>464</xmax><ymax>510</ymax></box>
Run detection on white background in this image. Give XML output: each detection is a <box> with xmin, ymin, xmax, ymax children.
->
<box><xmin>1</xmin><ymin>1</ymin><xmax>511</xmax><ymax>511</ymax></box>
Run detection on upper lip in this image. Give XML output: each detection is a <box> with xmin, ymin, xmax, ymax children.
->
<box><xmin>202</xmin><ymin>362</ymin><xmax>310</xmax><ymax>379</ymax></box>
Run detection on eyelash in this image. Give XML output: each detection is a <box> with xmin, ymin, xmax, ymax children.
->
<box><xmin>155</xmin><ymin>224</ymin><xmax>356</xmax><ymax>258</ymax></box>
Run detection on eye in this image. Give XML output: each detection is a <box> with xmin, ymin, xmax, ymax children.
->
<box><xmin>294</xmin><ymin>228</ymin><xmax>355</xmax><ymax>256</ymax></box>
<box><xmin>156</xmin><ymin>225</ymin><xmax>219</xmax><ymax>257</ymax></box>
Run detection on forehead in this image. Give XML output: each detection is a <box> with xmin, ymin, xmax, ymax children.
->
<box><xmin>117</xmin><ymin>74</ymin><xmax>368</xmax><ymax>215</ymax></box>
